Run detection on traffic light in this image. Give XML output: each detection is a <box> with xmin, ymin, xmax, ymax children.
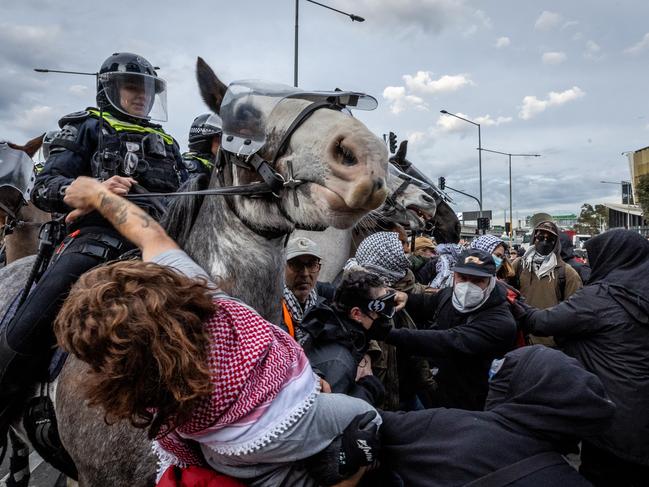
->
<box><xmin>477</xmin><ymin>217</ymin><xmax>490</xmax><ymax>231</ymax></box>
<box><xmin>438</xmin><ymin>176</ymin><xmax>446</xmax><ymax>190</ymax></box>
<box><xmin>388</xmin><ymin>132</ymin><xmax>397</xmax><ymax>154</ymax></box>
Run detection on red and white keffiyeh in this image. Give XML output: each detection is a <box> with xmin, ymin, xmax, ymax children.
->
<box><xmin>154</xmin><ymin>298</ymin><xmax>318</xmax><ymax>469</ymax></box>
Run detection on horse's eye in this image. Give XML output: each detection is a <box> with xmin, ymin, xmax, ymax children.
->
<box><xmin>336</xmin><ymin>142</ymin><xmax>357</xmax><ymax>166</ymax></box>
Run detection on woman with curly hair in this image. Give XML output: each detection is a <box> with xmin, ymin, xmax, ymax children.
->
<box><xmin>57</xmin><ymin>177</ymin><xmax>381</xmax><ymax>487</ymax></box>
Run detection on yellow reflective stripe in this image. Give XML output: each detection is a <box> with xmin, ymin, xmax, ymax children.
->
<box><xmin>194</xmin><ymin>155</ymin><xmax>214</xmax><ymax>169</ymax></box>
<box><xmin>88</xmin><ymin>109</ymin><xmax>174</xmax><ymax>145</ymax></box>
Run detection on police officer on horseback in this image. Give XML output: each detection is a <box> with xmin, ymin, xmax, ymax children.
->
<box><xmin>182</xmin><ymin>112</ymin><xmax>222</xmax><ymax>177</ymax></box>
<box><xmin>0</xmin><ymin>52</ymin><xmax>185</xmax><ymax>425</ymax></box>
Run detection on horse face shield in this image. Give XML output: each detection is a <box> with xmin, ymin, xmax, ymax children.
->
<box><xmin>0</xmin><ymin>143</ymin><xmax>36</xmax><ymax>219</ymax></box>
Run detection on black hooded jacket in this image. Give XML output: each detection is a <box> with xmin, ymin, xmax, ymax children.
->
<box><xmin>559</xmin><ymin>232</ymin><xmax>591</xmax><ymax>283</ymax></box>
<box><xmin>300</xmin><ymin>300</ymin><xmax>385</xmax><ymax>406</ymax></box>
<box><xmin>520</xmin><ymin>229</ymin><xmax>649</xmax><ymax>466</ymax></box>
<box><xmin>386</xmin><ymin>283</ymin><xmax>517</xmax><ymax>410</ymax></box>
<box><xmin>379</xmin><ymin>346</ymin><xmax>615</xmax><ymax>487</ymax></box>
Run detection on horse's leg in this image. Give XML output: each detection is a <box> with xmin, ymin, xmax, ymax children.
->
<box><xmin>6</xmin><ymin>427</ymin><xmax>29</xmax><ymax>487</ymax></box>
<box><xmin>56</xmin><ymin>356</ymin><xmax>157</xmax><ymax>487</ymax></box>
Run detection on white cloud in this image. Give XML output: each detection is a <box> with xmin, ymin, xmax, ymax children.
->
<box><xmin>624</xmin><ymin>32</ymin><xmax>649</xmax><ymax>55</ymax></box>
<box><xmin>534</xmin><ymin>11</ymin><xmax>563</xmax><ymax>31</ymax></box>
<box><xmin>14</xmin><ymin>105</ymin><xmax>55</xmax><ymax>132</ymax></box>
<box><xmin>572</xmin><ymin>32</ymin><xmax>584</xmax><ymax>41</ymax></box>
<box><xmin>382</xmin><ymin>86</ymin><xmax>427</xmax><ymax>114</ymax></box>
<box><xmin>562</xmin><ymin>20</ymin><xmax>579</xmax><ymax>30</ymax></box>
<box><xmin>584</xmin><ymin>40</ymin><xmax>602</xmax><ymax>59</ymax></box>
<box><xmin>519</xmin><ymin>86</ymin><xmax>585</xmax><ymax>120</ymax></box>
<box><xmin>495</xmin><ymin>36</ymin><xmax>511</xmax><ymax>48</ymax></box>
<box><xmin>436</xmin><ymin>112</ymin><xmax>511</xmax><ymax>133</ymax></box>
<box><xmin>542</xmin><ymin>51</ymin><xmax>567</xmax><ymax>65</ymax></box>
<box><xmin>403</xmin><ymin>71</ymin><xmax>474</xmax><ymax>95</ymax></box>
<box><xmin>474</xmin><ymin>114</ymin><xmax>513</xmax><ymax>126</ymax></box>
<box><xmin>407</xmin><ymin>131</ymin><xmax>429</xmax><ymax>145</ymax></box>
<box><xmin>68</xmin><ymin>84</ymin><xmax>89</xmax><ymax>95</ymax></box>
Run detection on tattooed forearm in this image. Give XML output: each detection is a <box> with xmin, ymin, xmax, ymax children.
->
<box><xmin>98</xmin><ymin>192</ymin><xmax>129</xmax><ymax>226</ymax></box>
<box><xmin>134</xmin><ymin>211</ymin><xmax>153</xmax><ymax>228</ymax></box>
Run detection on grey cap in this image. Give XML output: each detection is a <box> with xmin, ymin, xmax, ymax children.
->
<box><xmin>286</xmin><ymin>237</ymin><xmax>322</xmax><ymax>261</ymax></box>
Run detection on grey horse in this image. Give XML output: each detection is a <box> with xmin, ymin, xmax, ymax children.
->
<box><xmin>0</xmin><ymin>57</ymin><xmax>389</xmax><ymax>486</ymax></box>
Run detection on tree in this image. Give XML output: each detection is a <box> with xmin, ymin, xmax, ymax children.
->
<box><xmin>636</xmin><ymin>174</ymin><xmax>649</xmax><ymax>221</ymax></box>
<box><xmin>575</xmin><ymin>203</ymin><xmax>608</xmax><ymax>234</ymax></box>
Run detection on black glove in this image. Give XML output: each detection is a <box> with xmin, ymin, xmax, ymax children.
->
<box><xmin>339</xmin><ymin>410</ymin><xmax>381</xmax><ymax>476</ymax></box>
<box><xmin>365</xmin><ymin>317</ymin><xmax>393</xmax><ymax>341</ymax></box>
<box><xmin>304</xmin><ymin>410</ymin><xmax>381</xmax><ymax>485</ymax></box>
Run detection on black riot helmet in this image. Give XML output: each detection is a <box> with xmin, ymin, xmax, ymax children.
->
<box><xmin>96</xmin><ymin>52</ymin><xmax>168</xmax><ymax>122</ymax></box>
<box><xmin>188</xmin><ymin>113</ymin><xmax>222</xmax><ymax>154</ymax></box>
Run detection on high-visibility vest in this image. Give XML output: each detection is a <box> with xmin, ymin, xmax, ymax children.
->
<box><xmin>281</xmin><ymin>299</ymin><xmax>295</xmax><ymax>339</ymax></box>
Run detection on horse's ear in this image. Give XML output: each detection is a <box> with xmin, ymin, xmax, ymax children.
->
<box><xmin>7</xmin><ymin>134</ymin><xmax>45</xmax><ymax>158</ymax></box>
<box><xmin>196</xmin><ymin>57</ymin><xmax>227</xmax><ymax>114</ymax></box>
<box><xmin>395</xmin><ymin>140</ymin><xmax>408</xmax><ymax>163</ymax></box>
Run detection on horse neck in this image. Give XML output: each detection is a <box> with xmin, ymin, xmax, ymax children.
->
<box><xmin>184</xmin><ymin>193</ymin><xmax>287</xmax><ymax>325</ymax></box>
<box><xmin>3</xmin><ymin>204</ymin><xmax>49</xmax><ymax>264</ymax></box>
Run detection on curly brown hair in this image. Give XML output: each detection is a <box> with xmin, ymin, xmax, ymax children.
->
<box><xmin>55</xmin><ymin>260</ymin><xmax>216</xmax><ymax>438</ymax></box>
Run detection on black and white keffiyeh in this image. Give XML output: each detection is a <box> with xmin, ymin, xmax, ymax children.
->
<box><xmin>283</xmin><ymin>285</ymin><xmax>318</xmax><ymax>323</ymax></box>
<box><xmin>346</xmin><ymin>232</ymin><xmax>410</xmax><ymax>286</ymax></box>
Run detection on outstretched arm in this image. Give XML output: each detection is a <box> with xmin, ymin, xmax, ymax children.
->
<box><xmin>63</xmin><ymin>176</ymin><xmax>178</xmax><ymax>261</ymax></box>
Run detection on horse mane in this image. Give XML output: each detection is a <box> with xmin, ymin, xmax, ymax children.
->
<box><xmin>161</xmin><ymin>175</ymin><xmax>209</xmax><ymax>248</ymax></box>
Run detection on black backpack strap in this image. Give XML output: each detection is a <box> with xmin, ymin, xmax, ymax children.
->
<box><xmin>464</xmin><ymin>452</ymin><xmax>566</xmax><ymax>487</ymax></box>
<box><xmin>557</xmin><ymin>264</ymin><xmax>566</xmax><ymax>301</ymax></box>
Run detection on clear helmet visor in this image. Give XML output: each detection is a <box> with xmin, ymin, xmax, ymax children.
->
<box><xmin>219</xmin><ymin>80</ymin><xmax>378</xmax><ymax>156</ymax></box>
<box><xmin>99</xmin><ymin>72</ymin><xmax>168</xmax><ymax>122</ymax></box>
<box><xmin>0</xmin><ymin>143</ymin><xmax>36</xmax><ymax>218</ymax></box>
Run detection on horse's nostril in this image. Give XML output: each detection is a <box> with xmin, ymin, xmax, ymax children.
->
<box><xmin>374</xmin><ymin>178</ymin><xmax>384</xmax><ymax>191</ymax></box>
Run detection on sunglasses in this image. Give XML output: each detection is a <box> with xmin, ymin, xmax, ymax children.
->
<box><xmin>365</xmin><ymin>291</ymin><xmax>397</xmax><ymax>319</ymax></box>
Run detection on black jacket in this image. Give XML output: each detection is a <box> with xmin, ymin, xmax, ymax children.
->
<box><xmin>560</xmin><ymin>232</ymin><xmax>591</xmax><ymax>283</ymax></box>
<box><xmin>300</xmin><ymin>300</ymin><xmax>384</xmax><ymax>406</ymax></box>
<box><xmin>387</xmin><ymin>283</ymin><xmax>517</xmax><ymax>410</ymax></box>
<box><xmin>520</xmin><ymin>229</ymin><xmax>649</xmax><ymax>466</ymax></box>
<box><xmin>33</xmin><ymin>109</ymin><xmax>184</xmax><ymax>228</ymax></box>
<box><xmin>379</xmin><ymin>346</ymin><xmax>615</xmax><ymax>487</ymax></box>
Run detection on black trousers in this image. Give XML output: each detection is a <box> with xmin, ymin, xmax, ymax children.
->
<box><xmin>3</xmin><ymin>227</ymin><xmax>131</xmax><ymax>384</ymax></box>
<box><xmin>580</xmin><ymin>441</ymin><xmax>649</xmax><ymax>487</ymax></box>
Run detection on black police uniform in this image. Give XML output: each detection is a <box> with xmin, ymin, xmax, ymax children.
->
<box><xmin>181</xmin><ymin>151</ymin><xmax>214</xmax><ymax>177</ymax></box>
<box><xmin>0</xmin><ymin>107</ymin><xmax>185</xmax><ymax>389</ymax></box>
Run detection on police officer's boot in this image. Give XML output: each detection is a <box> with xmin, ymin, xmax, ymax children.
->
<box><xmin>0</xmin><ymin>328</ymin><xmax>33</xmax><ymax>432</ymax></box>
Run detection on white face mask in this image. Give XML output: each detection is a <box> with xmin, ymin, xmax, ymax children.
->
<box><xmin>452</xmin><ymin>277</ymin><xmax>495</xmax><ymax>313</ymax></box>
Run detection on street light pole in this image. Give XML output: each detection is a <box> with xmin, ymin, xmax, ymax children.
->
<box><xmin>293</xmin><ymin>0</ymin><xmax>364</xmax><ymax>87</ymax></box>
<box><xmin>480</xmin><ymin>148</ymin><xmax>541</xmax><ymax>242</ymax></box>
<box><xmin>440</xmin><ymin>110</ymin><xmax>483</xmax><ymax>215</ymax></box>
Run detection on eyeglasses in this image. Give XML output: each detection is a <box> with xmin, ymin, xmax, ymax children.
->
<box><xmin>287</xmin><ymin>260</ymin><xmax>321</xmax><ymax>273</ymax></box>
<box><xmin>534</xmin><ymin>235</ymin><xmax>555</xmax><ymax>242</ymax></box>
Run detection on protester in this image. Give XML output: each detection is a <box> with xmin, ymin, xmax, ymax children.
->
<box><xmin>514</xmin><ymin>229</ymin><xmax>649</xmax><ymax>487</ymax></box>
<box><xmin>559</xmin><ymin>232</ymin><xmax>591</xmax><ymax>283</ymax></box>
<box><xmin>470</xmin><ymin>234</ymin><xmax>515</xmax><ymax>281</ymax></box>
<box><xmin>181</xmin><ymin>113</ymin><xmax>222</xmax><ymax>177</ymax></box>
<box><xmin>511</xmin><ymin>220</ymin><xmax>582</xmax><ymax>345</ymax></box>
<box><xmin>0</xmin><ymin>52</ymin><xmax>186</xmax><ymax>429</ymax></box>
<box><xmin>56</xmin><ymin>176</ymin><xmax>381</xmax><ymax>487</ymax></box>
<box><xmin>282</xmin><ymin>237</ymin><xmax>333</xmax><ymax>341</ymax></box>
<box><xmin>408</xmin><ymin>236</ymin><xmax>438</xmax><ymax>285</ymax></box>
<box><xmin>370</xmin><ymin>248</ymin><xmax>517</xmax><ymax>410</ymax></box>
<box><xmin>345</xmin><ymin>232</ymin><xmax>436</xmax><ymax>410</ymax></box>
<box><xmin>429</xmin><ymin>242</ymin><xmax>463</xmax><ymax>289</ymax></box>
<box><xmin>376</xmin><ymin>346</ymin><xmax>615</xmax><ymax>487</ymax></box>
<box><xmin>300</xmin><ymin>269</ymin><xmax>388</xmax><ymax>406</ymax></box>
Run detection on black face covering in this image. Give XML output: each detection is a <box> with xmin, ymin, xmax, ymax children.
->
<box><xmin>535</xmin><ymin>239</ymin><xmax>555</xmax><ymax>256</ymax></box>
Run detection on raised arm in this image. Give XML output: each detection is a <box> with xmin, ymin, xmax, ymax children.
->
<box><xmin>63</xmin><ymin>176</ymin><xmax>178</xmax><ymax>261</ymax></box>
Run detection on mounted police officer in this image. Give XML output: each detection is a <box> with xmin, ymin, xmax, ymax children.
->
<box><xmin>0</xmin><ymin>52</ymin><xmax>185</xmax><ymax>425</ymax></box>
<box><xmin>182</xmin><ymin>112</ymin><xmax>222</xmax><ymax>177</ymax></box>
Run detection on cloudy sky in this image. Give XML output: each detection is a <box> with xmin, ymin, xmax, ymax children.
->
<box><xmin>2</xmin><ymin>0</ymin><xmax>648</xmax><ymax>224</ymax></box>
